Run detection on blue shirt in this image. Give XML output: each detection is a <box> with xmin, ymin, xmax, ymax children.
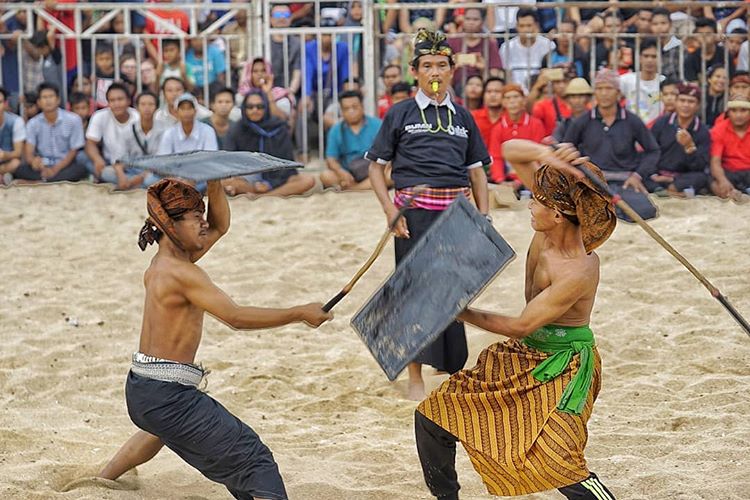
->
<box><xmin>185</xmin><ymin>45</ymin><xmax>226</xmax><ymax>86</ymax></box>
<box><xmin>26</xmin><ymin>109</ymin><xmax>85</xmax><ymax>164</ymax></box>
<box><xmin>304</xmin><ymin>39</ymin><xmax>349</xmax><ymax>96</ymax></box>
<box><xmin>158</xmin><ymin>120</ymin><xmax>218</xmax><ymax>154</ymax></box>
<box><xmin>326</xmin><ymin>115</ymin><xmax>382</xmax><ymax>171</ymax></box>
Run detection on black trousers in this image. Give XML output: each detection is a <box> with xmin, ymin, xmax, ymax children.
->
<box><xmin>415</xmin><ymin>411</ymin><xmax>616</xmax><ymax>500</ymax></box>
<box><xmin>394</xmin><ymin>208</ymin><xmax>468</xmax><ymax>374</ymax></box>
<box><xmin>12</xmin><ymin>160</ymin><xmax>88</xmax><ymax>182</ymax></box>
<box><xmin>643</xmin><ymin>171</ymin><xmax>710</xmax><ymax>193</ymax></box>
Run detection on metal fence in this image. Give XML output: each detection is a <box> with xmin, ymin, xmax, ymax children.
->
<box><xmin>0</xmin><ymin>1</ymin><xmax>747</xmax><ymax>160</ymax></box>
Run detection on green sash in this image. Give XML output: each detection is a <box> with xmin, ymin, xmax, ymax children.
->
<box><xmin>522</xmin><ymin>325</ymin><xmax>595</xmax><ymax>415</ymax></box>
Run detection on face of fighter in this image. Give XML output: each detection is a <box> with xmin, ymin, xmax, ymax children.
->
<box><xmin>529</xmin><ymin>197</ymin><xmax>561</xmax><ymax>232</ymax></box>
<box><xmin>411</xmin><ymin>54</ymin><xmax>454</xmax><ymax>98</ymax></box>
<box><xmin>173</xmin><ymin>210</ymin><xmax>209</xmax><ymax>251</ymax></box>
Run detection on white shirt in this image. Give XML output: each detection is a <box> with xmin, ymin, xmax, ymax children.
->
<box><xmin>499</xmin><ymin>36</ymin><xmax>556</xmax><ymax>90</ymax></box>
<box><xmin>0</xmin><ymin>111</ymin><xmax>26</xmax><ymax>145</ymax></box>
<box><xmin>85</xmin><ymin>107</ymin><xmax>140</xmax><ymax>163</ymax></box>
<box><xmin>157</xmin><ymin>120</ymin><xmax>218</xmax><ymax>155</ymax></box>
<box><xmin>485</xmin><ymin>0</ymin><xmax>535</xmax><ymax>32</ymax></box>
<box><xmin>122</xmin><ymin>119</ymin><xmax>169</xmax><ymax>159</ymax></box>
<box><xmin>619</xmin><ymin>72</ymin><xmax>666</xmax><ymax>124</ymax></box>
<box><xmin>739</xmin><ymin>40</ymin><xmax>749</xmax><ymax>72</ymax></box>
<box><xmin>154</xmin><ymin>104</ymin><xmax>212</xmax><ymax>130</ymax></box>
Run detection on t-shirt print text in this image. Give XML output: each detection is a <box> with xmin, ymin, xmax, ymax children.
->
<box><xmin>404</xmin><ymin>122</ymin><xmax>469</xmax><ymax>138</ymax></box>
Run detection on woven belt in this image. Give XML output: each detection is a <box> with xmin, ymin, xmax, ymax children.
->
<box><xmin>130</xmin><ymin>352</ymin><xmax>204</xmax><ymax>387</ymax></box>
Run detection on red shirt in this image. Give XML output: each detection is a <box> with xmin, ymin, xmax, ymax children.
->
<box><xmin>377</xmin><ymin>95</ymin><xmax>392</xmax><ymax>119</ymax></box>
<box><xmin>488</xmin><ymin>112</ymin><xmax>546</xmax><ymax>182</ymax></box>
<box><xmin>144</xmin><ymin>6</ymin><xmax>190</xmax><ymax>35</ymax></box>
<box><xmin>532</xmin><ymin>96</ymin><xmax>571</xmax><ymax>137</ymax></box>
<box><xmin>471</xmin><ymin>107</ymin><xmax>502</xmax><ymax>151</ymax></box>
<box><xmin>44</xmin><ymin>0</ymin><xmax>77</xmax><ymax>72</ymax></box>
<box><xmin>710</xmin><ymin>119</ymin><xmax>750</xmax><ymax>172</ymax></box>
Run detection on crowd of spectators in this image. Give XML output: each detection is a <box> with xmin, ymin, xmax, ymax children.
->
<box><xmin>0</xmin><ymin>2</ymin><xmax>749</xmax><ymax>203</ymax></box>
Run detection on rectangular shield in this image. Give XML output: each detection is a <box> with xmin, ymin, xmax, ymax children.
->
<box><xmin>351</xmin><ymin>196</ymin><xmax>516</xmax><ymax>381</ymax></box>
<box><xmin>124</xmin><ymin>150</ymin><xmax>302</xmax><ymax>182</ymax></box>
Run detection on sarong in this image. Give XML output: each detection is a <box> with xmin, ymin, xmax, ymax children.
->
<box><xmin>417</xmin><ymin>325</ymin><xmax>601</xmax><ymax>496</ymax></box>
<box><xmin>125</xmin><ymin>353</ymin><xmax>288</xmax><ymax>500</ymax></box>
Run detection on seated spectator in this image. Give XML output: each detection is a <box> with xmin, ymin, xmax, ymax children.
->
<box><xmin>648</xmin><ymin>83</ymin><xmax>710</xmax><ymax>196</ymax></box>
<box><xmin>499</xmin><ymin>9</ymin><xmax>555</xmax><ymax>90</ymax></box>
<box><xmin>562</xmin><ymin>70</ymin><xmax>660</xmax><ymax>220</ymax></box>
<box><xmin>157</xmin><ymin>39</ymin><xmax>193</xmax><ymax>86</ymax></box>
<box><xmin>268</xmin><ymin>4</ymin><xmax>302</xmax><ymax>95</ymax></box>
<box><xmin>93</xmin><ymin>41</ymin><xmax>116</xmax><ymax>109</ymax></box>
<box><xmin>552</xmin><ymin>77</ymin><xmax>593</xmax><ymax>141</ymax></box>
<box><xmin>71</xmin><ymin>74</ymin><xmax>93</xmax><ymax>98</ymax></box>
<box><xmin>120</xmin><ymin>91</ymin><xmax>167</xmax><ymax>189</ymax></box>
<box><xmin>398</xmin><ymin>0</ymin><xmax>450</xmax><ymax>34</ymax></box>
<box><xmin>593</xmin><ymin>12</ymin><xmax>632</xmax><ymax>73</ymax></box>
<box><xmin>528</xmin><ymin>65</ymin><xmax>573</xmax><ymax>137</ymax></box>
<box><xmin>447</xmin><ymin>8</ymin><xmax>502</xmax><ymax>95</ymax></box>
<box><xmin>471</xmin><ymin>77</ymin><xmax>504</xmax><ymax>151</ymax></box>
<box><xmin>120</xmin><ymin>54</ymin><xmax>138</xmax><ymax>83</ymax></box>
<box><xmin>647</xmin><ymin>79</ymin><xmax>679</xmax><ymax>127</ymax></box>
<box><xmin>201</xmin><ymin>87</ymin><xmax>236</xmax><ymax>149</ymax></box>
<box><xmin>377</xmin><ymin>64</ymin><xmax>404</xmax><ymax>118</ymax></box>
<box><xmin>154</xmin><ymin>77</ymin><xmax>211</xmax><ymax>128</ymax></box>
<box><xmin>84</xmin><ymin>82</ymin><xmax>140</xmax><ymax>186</ymax></box>
<box><xmin>238</xmin><ymin>58</ymin><xmax>295</xmax><ymax>125</ymax></box>
<box><xmin>685</xmin><ymin>18</ymin><xmax>727</xmax><ymax>83</ymax></box>
<box><xmin>323</xmin><ymin>78</ymin><xmax>363</xmax><ymax>130</ymax></box>
<box><xmin>22</xmin><ymin>30</ymin><xmax>63</xmax><ymax>95</ymax></box>
<box><xmin>543</xmin><ymin>19</ymin><xmax>588</xmax><ymax>80</ymax></box>
<box><xmin>222</xmin><ymin>90</ymin><xmax>314</xmax><ymax>197</ymax></box>
<box><xmin>620</xmin><ymin>38</ymin><xmax>665</xmax><ymax>124</ymax></box>
<box><xmin>21</xmin><ymin>91</ymin><xmax>39</xmax><ymax>122</ymax></box>
<box><xmin>650</xmin><ymin>8</ymin><xmax>682</xmax><ymax>81</ymax></box>
<box><xmin>147</xmin><ymin>93</ymin><xmax>218</xmax><ymax>188</ymax></box>
<box><xmin>706</xmin><ymin>1</ymin><xmax>747</xmax><ymax>34</ymax></box>
<box><xmin>321</xmin><ymin>90</ymin><xmax>382</xmax><ymax>190</ymax></box>
<box><xmin>710</xmin><ymin>95</ymin><xmax>750</xmax><ymax>200</ymax></box>
<box><xmin>712</xmin><ymin>72</ymin><xmax>750</xmax><ymax>129</ymax></box>
<box><xmin>140</xmin><ymin>58</ymin><xmax>160</xmax><ymax>95</ymax></box>
<box><xmin>0</xmin><ymin>87</ymin><xmax>25</xmax><ymax>184</ymax></box>
<box><xmin>15</xmin><ymin>83</ymin><xmax>87</xmax><ymax>183</ymax></box>
<box><xmin>705</xmin><ymin>66</ymin><xmax>729</xmax><ymax>127</ymax></box>
<box><xmin>462</xmin><ymin>75</ymin><xmax>484</xmax><ymax>111</ymax></box>
<box><xmin>69</xmin><ymin>92</ymin><xmax>92</xmax><ymax>130</ymax></box>
<box><xmin>488</xmin><ymin>83</ymin><xmax>545</xmax><ymax>183</ymax></box>
<box><xmin>726</xmin><ymin>28</ymin><xmax>746</xmax><ymax>70</ymax></box>
<box><xmin>185</xmin><ymin>31</ymin><xmax>226</xmax><ymax>87</ymax></box>
<box><xmin>390</xmin><ymin>81</ymin><xmax>413</xmax><ymax>105</ymax></box>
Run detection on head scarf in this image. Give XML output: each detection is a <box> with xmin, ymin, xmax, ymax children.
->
<box><xmin>241</xmin><ymin>90</ymin><xmax>288</xmax><ymax>152</ymax></box>
<box><xmin>411</xmin><ymin>28</ymin><xmax>454</xmax><ymax>68</ymax></box>
<box><xmin>677</xmin><ymin>82</ymin><xmax>700</xmax><ymax>100</ymax></box>
<box><xmin>593</xmin><ymin>69</ymin><xmax>620</xmax><ymax>90</ymax></box>
<box><xmin>532</xmin><ymin>162</ymin><xmax>616</xmax><ymax>253</ymax></box>
<box><xmin>238</xmin><ymin>59</ymin><xmax>294</xmax><ymax>111</ymax></box>
<box><xmin>138</xmin><ymin>178</ymin><xmax>205</xmax><ymax>251</ymax></box>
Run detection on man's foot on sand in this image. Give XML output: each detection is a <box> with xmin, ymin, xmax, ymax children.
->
<box><xmin>407</xmin><ymin>379</ymin><xmax>426</xmax><ymax>401</ymax></box>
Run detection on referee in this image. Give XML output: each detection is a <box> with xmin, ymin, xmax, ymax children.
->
<box><xmin>366</xmin><ymin>28</ymin><xmax>491</xmax><ymax>400</ymax></box>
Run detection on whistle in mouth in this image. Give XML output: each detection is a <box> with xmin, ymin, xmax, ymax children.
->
<box><xmin>431</xmin><ymin>81</ymin><xmax>439</xmax><ymax>93</ymax></box>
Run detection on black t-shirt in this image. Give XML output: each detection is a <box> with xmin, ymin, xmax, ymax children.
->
<box><xmin>365</xmin><ymin>95</ymin><xmax>490</xmax><ymax>189</ymax></box>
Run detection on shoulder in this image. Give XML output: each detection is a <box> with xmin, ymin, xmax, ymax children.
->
<box><xmin>366</xmin><ymin>115</ymin><xmax>382</xmax><ymax>127</ymax></box>
<box><xmin>61</xmin><ymin>109</ymin><xmax>83</xmax><ymax>125</ymax></box>
<box><xmin>651</xmin><ymin>114</ymin><xmax>670</xmax><ymax>129</ymax></box>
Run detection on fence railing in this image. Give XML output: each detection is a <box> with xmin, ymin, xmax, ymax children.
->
<box><xmin>0</xmin><ymin>1</ymin><xmax>747</xmax><ymax>160</ymax></box>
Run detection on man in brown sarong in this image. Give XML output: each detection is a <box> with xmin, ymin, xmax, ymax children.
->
<box><xmin>415</xmin><ymin>140</ymin><xmax>618</xmax><ymax>499</ymax></box>
<box><xmin>97</xmin><ymin>178</ymin><xmax>331</xmax><ymax>499</ymax></box>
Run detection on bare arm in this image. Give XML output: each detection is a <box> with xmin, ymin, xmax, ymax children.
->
<box><xmin>189</xmin><ymin>180</ymin><xmax>229</xmax><ymax>262</ymax></box>
<box><xmin>6</xmin><ymin>140</ymin><xmax>23</xmax><ymax>160</ymax></box>
<box><xmin>459</xmin><ymin>271</ymin><xmax>588</xmax><ymax>339</ymax></box>
<box><xmin>503</xmin><ymin>140</ymin><xmax>585</xmax><ymax>190</ymax></box>
<box><xmin>524</xmin><ymin>232</ymin><xmax>544</xmax><ymax>303</ymax></box>
<box><xmin>24</xmin><ymin>141</ymin><xmax>42</xmax><ymax>168</ymax></box>
<box><xmin>181</xmin><ymin>264</ymin><xmax>331</xmax><ymax>329</ymax></box>
<box><xmin>468</xmin><ymin>166</ymin><xmax>489</xmax><ymax>215</ymax></box>
<box><xmin>288</xmin><ymin>69</ymin><xmax>301</xmax><ymax>95</ymax></box>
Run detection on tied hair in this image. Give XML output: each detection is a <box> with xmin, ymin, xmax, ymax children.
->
<box><xmin>138</xmin><ymin>219</ymin><xmax>162</xmax><ymax>251</ymax></box>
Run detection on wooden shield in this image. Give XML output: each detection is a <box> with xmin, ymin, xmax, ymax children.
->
<box><xmin>351</xmin><ymin>196</ymin><xmax>516</xmax><ymax>381</ymax></box>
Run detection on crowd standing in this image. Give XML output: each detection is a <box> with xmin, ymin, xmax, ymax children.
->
<box><xmin>1</xmin><ymin>1</ymin><xmax>749</xmax><ymax>203</ymax></box>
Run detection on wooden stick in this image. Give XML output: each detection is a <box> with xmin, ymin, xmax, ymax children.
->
<box><xmin>322</xmin><ymin>186</ymin><xmax>426</xmax><ymax>312</ymax></box>
<box><xmin>576</xmin><ymin>160</ymin><xmax>750</xmax><ymax>337</ymax></box>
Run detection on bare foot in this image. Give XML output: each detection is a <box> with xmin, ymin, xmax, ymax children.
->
<box><xmin>254</xmin><ymin>181</ymin><xmax>271</xmax><ymax>194</ymax></box>
<box><xmin>407</xmin><ymin>379</ymin><xmax>426</xmax><ymax>401</ymax></box>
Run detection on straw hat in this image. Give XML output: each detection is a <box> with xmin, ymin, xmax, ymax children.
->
<box><xmin>564</xmin><ymin>78</ymin><xmax>593</xmax><ymax>96</ymax></box>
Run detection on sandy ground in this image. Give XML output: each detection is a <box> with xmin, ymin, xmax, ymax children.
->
<box><xmin>0</xmin><ymin>183</ymin><xmax>749</xmax><ymax>500</ymax></box>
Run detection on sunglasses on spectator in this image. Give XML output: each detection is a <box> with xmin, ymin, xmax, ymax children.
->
<box><xmin>272</xmin><ymin>11</ymin><xmax>291</xmax><ymax>19</ymax></box>
<box><xmin>246</xmin><ymin>104</ymin><xmax>265</xmax><ymax>110</ymax></box>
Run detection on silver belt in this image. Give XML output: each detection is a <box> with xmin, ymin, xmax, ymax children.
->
<box><xmin>130</xmin><ymin>352</ymin><xmax>204</xmax><ymax>387</ymax></box>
